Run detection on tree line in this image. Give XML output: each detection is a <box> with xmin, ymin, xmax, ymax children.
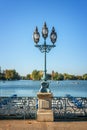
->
<box><xmin>0</xmin><ymin>68</ymin><xmax>87</xmax><ymax>81</ymax></box>
<box><xmin>0</xmin><ymin>69</ymin><xmax>20</xmax><ymax>80</ymax></box>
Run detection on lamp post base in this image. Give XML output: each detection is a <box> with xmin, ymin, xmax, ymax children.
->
<box><xmin>37</xmin><ymin>110</ymin><xmax>53</xmax><ymax>122</ymax></box>
<box><xmin>39</xmin><ymin>81</ymin><xmax>51</xmax><ymax>93</ymax></box>
<box><xmin>37</xmin><ymin>92</ymin><xmax>54</xmax><ymax>122</ymax></box>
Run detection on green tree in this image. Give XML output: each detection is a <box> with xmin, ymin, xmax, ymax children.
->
<box><xmin>83</xmin><ymin>74</ymin><xmax>87</xmax><ymax>80</ymax></box>
<box><xmin>31</xmin><ymin>70</ymin><xmax>42</xmax><ymax>80</ymax></box>
<box><xmin>64</xmin><ymin>73</ymin><xmax>68</xmax><ymax>80</ymax></box>
<box><xmin>0</xmin><ymin>69</ymin><xmax>6</xmax><ymax>80</ymax></box>
<box><xmin>64</xmin><ymin>73</ymin><xmax>77</xmax><ymax>80</ymax></box>
<box><xmin>46</xmin><ymin>73</ymin><xmax>51</xmax><ymax>80</ymax></box>
<box><xmin>76</xmin><ymin>75</ymin><xmax>83</xmax><ymax>80</ymax></box>
<box><xmin>26</xmin><ymin>74</ymin><xmax>32</xmax><ymax>80</ymax></box>
<box><xmin>5</xmin><ymin>69</ymin><xmax>20</xmax><ymax>80</ymax></box>
<box><xmin>53</xmin><ymin>72</ymin><xmax>58</xmax><ymax>80</ymax></box>
<box><xmin>57</xmin><ymin>73</ymin><xmax>64</xmax><ymax>80</ymax></box>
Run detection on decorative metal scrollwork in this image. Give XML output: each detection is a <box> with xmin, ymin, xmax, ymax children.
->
<box><xmin>0</xmin><ymin>97</ymin><xmax>37</xmax><ymax>119</ymax></box>
<box><xmin>0</xmin><ymin>97</ymin><xmax>87</xmax><ymax>120</ymax></box>
<box><xmin>52</xmin><ymin>97</ymin><xmax>87</xmax><ymax>119</ymax></box>
<box><xmin>35</xmin><ymin>44</ymin><xmax>55</xmax><ymax>53</ymax></box>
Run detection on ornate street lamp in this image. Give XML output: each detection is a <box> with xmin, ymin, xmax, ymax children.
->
<box><xmin>33</xmin><ymin>22</ymin><xmax>57</xmax><ymax>93</ymax></box>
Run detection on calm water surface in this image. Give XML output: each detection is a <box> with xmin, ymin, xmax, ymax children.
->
<box><xmin>0</xmin><ymin>80</ymin><xmax>87</xmax><ymax>97</ymax></box>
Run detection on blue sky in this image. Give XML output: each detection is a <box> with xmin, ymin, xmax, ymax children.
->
<box><xmin>0</xmin><ymin>0</ymin><xmax>87</xmax><ymax>76</ymax></box>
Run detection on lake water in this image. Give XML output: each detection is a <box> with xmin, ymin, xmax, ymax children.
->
<box><xmin>0</xmin><ymin>80</ymin><xmax>87</xmax><ymax>97</ymax></box>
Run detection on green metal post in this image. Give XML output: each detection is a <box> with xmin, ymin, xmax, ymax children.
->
<box><xmin>44</xmin><ymin>39</ymin><xmax>47</xmax><ymax>81</ymax></box>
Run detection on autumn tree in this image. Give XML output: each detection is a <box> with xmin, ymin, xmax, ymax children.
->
<box><xmin>31</xmin><ymin>70</ymin><xmax>42</xmax><ymax>80</ymax></box>
<box><xmin>5</xmin><ymin>69</ymin><xmax>20</xmax><ymax>80</ymax></box>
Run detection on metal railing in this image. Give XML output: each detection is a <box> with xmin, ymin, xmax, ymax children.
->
<box><xmin>0</xmin><ymin>96</ymin><xmax>37</xmax><ymax>119</ymax></box>
<box><xmin>0</xmin><ymin>96</ymin><xmax>87</xmax><ymax>120</ymax></box>
<box><xmin>52</xmin><ymin>97</ymin><xmax>87</xmax><ymax>120</ymax></box>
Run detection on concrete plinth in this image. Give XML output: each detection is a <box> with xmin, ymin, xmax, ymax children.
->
<box><xmin>37</xmin><ymin>92</ymin><xmax>54</xmax><ymax>122</ymax></box>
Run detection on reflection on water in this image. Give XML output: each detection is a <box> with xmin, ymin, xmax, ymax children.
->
<box><xmin>0</xmin><ymin>80</ymin><xmax>87</xmax><ymax>97</ymax></box>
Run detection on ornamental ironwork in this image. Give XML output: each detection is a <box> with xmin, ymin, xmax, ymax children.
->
<box><xmin>0</xmin><ymin>96</ymin><xmax>37</xmax><ymax>119</ymax></box>
<box><xmin>52</xmin><ymin>97</ymin><xmax>87</xmax><ymax>120</ymax></box>
<box><xmin>33</xmin><ymin>22</ymin><xmax>57</xmax><ymax>92</ymax></box>
<box><xmin>0</xmin><ymin>96</ymin><xmax>87</xmax><ymax>120</ymax></box>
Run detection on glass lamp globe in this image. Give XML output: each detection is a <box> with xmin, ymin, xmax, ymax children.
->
<box><xmin>50</xmin><ymin>27</ymin><xmax>57</xmax><ymax>44</ymax></box>
<box><xmin>42</xmin><ymin>22</ymin><xmax>48</xmax><ymax>39</ymax></box>
<box><xmin>33</xmin><ymin>27</ymin><xmax>40</xmax><ymax>44</ymax></box>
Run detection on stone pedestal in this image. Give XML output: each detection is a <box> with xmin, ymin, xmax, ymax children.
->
<box><xmin>37</xmin><ymin>92</ymin><xmax>54</xmax><ymax>122</ymax></box>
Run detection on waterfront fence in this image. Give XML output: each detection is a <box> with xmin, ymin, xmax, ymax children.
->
<box><xmin>0</xmin><ymin>96</ymin><xmax>87</xmax><ymax>120</ymax></box>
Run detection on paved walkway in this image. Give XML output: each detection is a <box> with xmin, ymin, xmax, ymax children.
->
<box><xmin>0</xmin><ymin>120</ymin><xmax>87</xmax><ymax>130</ymax></box>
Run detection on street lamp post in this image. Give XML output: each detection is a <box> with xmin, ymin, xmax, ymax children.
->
<box><xmin>33</xmin><ymin>22</ymin><xmax>57</xmax><ymax>93</ymax></box>
<box><xmin>33</xmin><ymin>22</ymin><xmax>57</xmax><ymax>121</ymax></box>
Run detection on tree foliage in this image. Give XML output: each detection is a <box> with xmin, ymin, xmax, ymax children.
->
<box><xmin>0</xmin><ymin>69</ymin><xmax>20</xmax><ymax>80</ymax></box>
<box><xmin>83</xmin><ymin>74</ymin><xmax>87</xmax><ymax>80</ymax></box>
<box><xmin>0</xmin><ymin>67</ymin><xmax>87</xmax><ymax>81</ymax></box>
<box><xmin>31</xmin><ymin>70</ymin><xmax>43</xmax><ymax>80</ymax></box>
